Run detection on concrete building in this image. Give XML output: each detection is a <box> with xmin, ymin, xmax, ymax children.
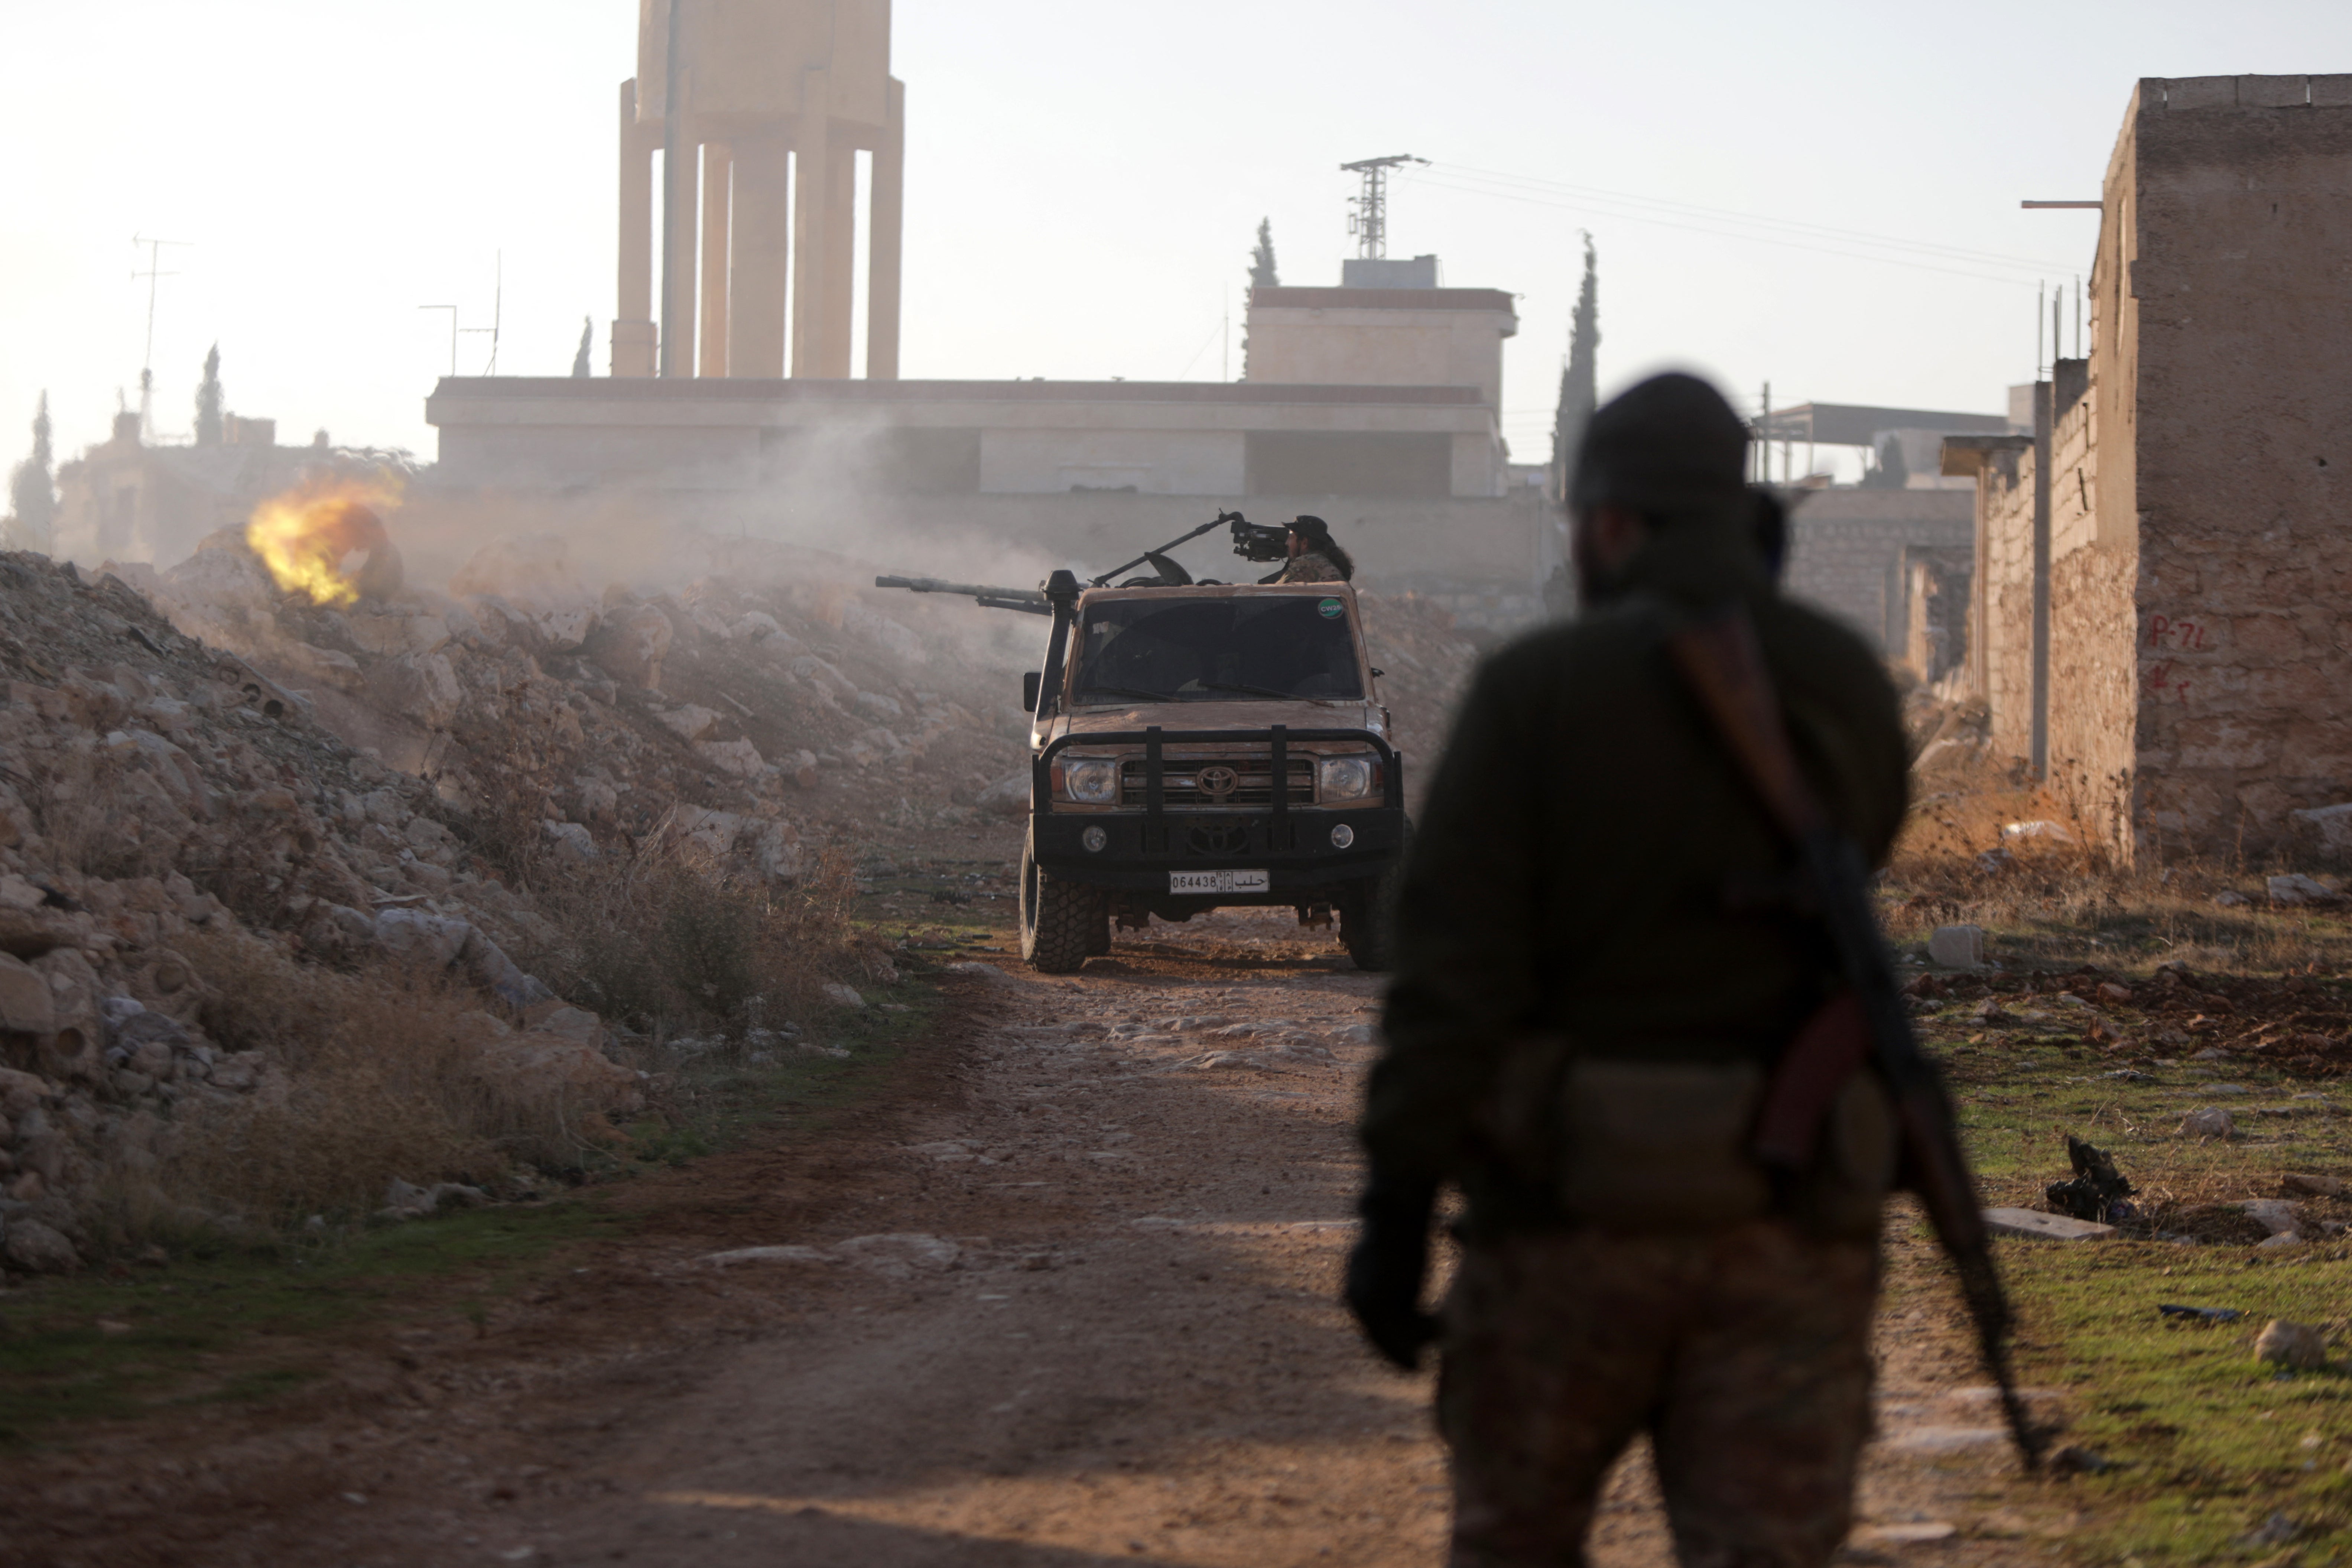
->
<box><xmin>1747</xmin><ymin>403</ymin><xmax>2007</xmax><ymax>659</ymax></box>
<box><xmin>614</xmin><ymin>0</ymin><xmax>904</xmax><ymax>380</ymax></box>
<box><xmin>432</xmin><ymin>249</ymin><xmax>1554</xmax><ymax>618</ymax></box>
<box><xmin>1781</xmin><ymin>487</ymin><xmax>1977</xmax><ymax>662</ymax></box>
<box><xmin>424</xmin><ymin>0</ymin><xmax>1555</xmax><ymax>620</ymax></box>
<box><xmin>1944</xmin><ymin>74</ymin><xmax>2352</xmax><ymax>862</ymax></box>
<box><xmin>52</xmin><ymin>411</ymin><xmax>332</xmax><ymax>568</ymax></box>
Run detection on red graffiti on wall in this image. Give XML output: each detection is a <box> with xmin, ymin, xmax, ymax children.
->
<box><xmin>2144</xmin><ymin>660</ymin><xmax>2193</xmax><ymax>701</ymax></box>
<box><xmin>2145</xmin><ymin>614</ymin><xmax>2212</xmax><ymax>652</ymax></box>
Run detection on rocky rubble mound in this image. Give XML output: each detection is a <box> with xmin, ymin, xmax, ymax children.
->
<box><xmin>128</xmin><ymin>531</ymin><xmax>1040</xmax><ymax>858</ymax></box>
<box><xmin>0</xmin><ymin>552</ymin><xmax>653</xmax><ymax>1275</ymax></box>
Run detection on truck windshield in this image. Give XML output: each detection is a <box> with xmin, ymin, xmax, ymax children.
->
<box><xmin>1071</xmin><ymin>595</ymin><xmax>1364</xmax><ymax>704</ymax></box>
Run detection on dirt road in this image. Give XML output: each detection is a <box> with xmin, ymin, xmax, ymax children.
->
<box><xmin>9</xmin><ymin>907</ymin><xmax>2078</xmax><ymax>1567</ymax></box>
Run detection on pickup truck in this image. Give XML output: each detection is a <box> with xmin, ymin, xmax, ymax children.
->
<box><xmin>1015</xmin><ymin>571</ymin><xmax>1406</xmax><ymax>973</ymax></box>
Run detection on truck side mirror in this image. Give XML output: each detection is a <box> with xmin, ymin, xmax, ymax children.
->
<box><xmin>1023</xmin><ymin>671</ymin><xmax>1042</xmax><ymax>712</ymax></box>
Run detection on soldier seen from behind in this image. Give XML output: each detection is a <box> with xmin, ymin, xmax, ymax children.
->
<box><xmin>1345</xmin><ymin>372</ymin><xmax>1911</xmax><ymax>1566</ymax></box>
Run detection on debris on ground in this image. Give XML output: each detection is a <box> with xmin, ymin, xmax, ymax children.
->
<box><xmin>2157</xmin><ymin>1304</ymin><xmax>2244</xmax><ymax>1324</ymax></box>
<box><xmin>2044</xmin><ymin>1135</ymin><xmax>2136</xmax><ymax>1224</ymax></box>
<box><xmin>1926</xmin><ymin>923</ymin><xmax>1984</xmax><ymax>968</ymax></box>
<box><xmin>1981</xmin><ymin>1206</ymin><xmax>2115</xmax><ymax>1242</ymax></box>
<box><xmin>2180</xmin><ymin>1106</ymin><xmax>2237</xmax><ymax>1141</ymax></box>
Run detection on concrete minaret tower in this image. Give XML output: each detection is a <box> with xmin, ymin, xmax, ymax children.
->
<box><xmin>613</xmin><ymin>0</ymin><xmax>904</xmax><ymax>381</ymax></box>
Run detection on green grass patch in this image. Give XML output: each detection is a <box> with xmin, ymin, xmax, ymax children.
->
<box><xmin>629</xmin><ymin>973</ymin><xmax>946</xmax><ymax>1165</ymax></box>
<box><xmin>0</xmin><ymin>1199</ymin><xmax>619</xmax><ymax>1448</ymax></box>
<box><xmin>0</xmin><ymin>973</ymin><xmax>952</xmax><ymax>1452</ymax></box>
<box><xmin>1903</xmin><ymin>979</ymin><xmax>2352</xmax><ymax>1561</ymax></box>
<box><xmin>2009</xmin><ymin>1241</ymin><xmax>2352</xmax><ymax>1564</ymax></box>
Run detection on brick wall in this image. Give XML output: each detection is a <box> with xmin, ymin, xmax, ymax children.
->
<box><xmin>1973</xmin><ymin>448</ymin><xmax>2038</xmax><ymax>762</ymax></box>
<box><xmin>1783</xmin><ymin>489</ymin><xmax>1973</xmax><ymax>653</ymax></box>
<box><xmin>2118</xmin><ymin>77</ymin><xmax>2352</xmax><ymax>859</ymax></box>
<box><xmin>1953</xmin><ymin>77</ymin><xmax>2352</xmax><ymax>863</ymax></box>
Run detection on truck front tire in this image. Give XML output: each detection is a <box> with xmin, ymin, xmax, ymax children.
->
<box><xmin>1020</xmin><ymin>833</ymin><xmax>1106</xmax><ymax>974</ymax></box>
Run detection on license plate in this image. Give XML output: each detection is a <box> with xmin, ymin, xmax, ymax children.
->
<box><xmin>1170</xmin><ymin>869</ymin><xmax>1270</xmax><ymax>895</ymax></box>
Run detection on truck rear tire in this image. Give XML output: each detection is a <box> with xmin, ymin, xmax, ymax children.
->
<box><xmin>1020</xmin><ymin>834</ymin><xmax>1105</xmax><ymax>974</ymax></box>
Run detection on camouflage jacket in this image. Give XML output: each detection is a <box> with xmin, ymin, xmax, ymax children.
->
<box><xmin>1362</xmin><ymin>515</ymin><xmax>1907</xmax><ymax>1222</ymax></box>
<box><xmin>1272</xmin><ymin>551</ymin><xmax>1347</xmax><ymax>584</ymax></box>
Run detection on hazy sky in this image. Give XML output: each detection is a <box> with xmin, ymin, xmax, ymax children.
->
<box><xmin>6</xmin><ymin>1</ymin><xmax>2348</xmax><ymax>478</ymax></box>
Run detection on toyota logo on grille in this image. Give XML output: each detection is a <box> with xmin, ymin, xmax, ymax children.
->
<box><xmin>1195</xmin><ymin>765</ymin><xmax>1240</xmax><ymax>800</ymax></box>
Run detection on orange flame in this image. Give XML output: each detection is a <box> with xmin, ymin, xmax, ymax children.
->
<box><xmin>245</xmin><ymin>473</ymin><xmax>403</xmax><ymax>606</ymax></box>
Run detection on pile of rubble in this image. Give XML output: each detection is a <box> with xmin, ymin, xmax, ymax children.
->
<box><xmin>1353</xmin><ymin>592</ymin><xmax>1484</xmax><ymax>796</ymax></box>
<box><xmin>0</xmin><ymin>550</ymin><xmax>678</xmax><ymax>1274</ymax></box>
<box><xmin>120</xmin><ymin>530</ymin><xmax>1041</xmax><ymax>858</ymax></box>
<box><xmin>0</xmin><ymin>517</ymin><xmax>1488</xmax><ymax>1275</ymax></box>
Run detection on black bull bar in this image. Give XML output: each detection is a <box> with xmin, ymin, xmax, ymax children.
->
<box><xmin>1031</xmin><ymin>726</ymin><xmax>1404</xmax><ymax>892</ymax></box>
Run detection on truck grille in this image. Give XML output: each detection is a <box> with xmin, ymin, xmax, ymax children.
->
<box><xmin>1120</xmin><ymin>754</ymin><xmax>1314</xmax><ymax>809</ymax></box>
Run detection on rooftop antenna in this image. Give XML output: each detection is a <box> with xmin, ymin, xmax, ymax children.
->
<box><xmin>130</xmin><ymin>234</ymin><xmax>192</xmax><ymax>439</ymax></box>
<box><xmin>460</xmin><ymin>251</ymin><xmax>503</xmax><ymax>373</ymax></box>
<box><xmin>422</xmin><ymin>253</ymin><xmax>504</xmax><ymax>378</ymax></box>
<box><xmin>1340</xmin><ymin>155</ymin><xmax>1427</xmax><ymax>260</ymax></box>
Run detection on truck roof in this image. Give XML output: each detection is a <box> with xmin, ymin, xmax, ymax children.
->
<box><xmin>1076</xmin><ymin>581</ymin><xmax>1359</xmax><ymax>606</ymax></box>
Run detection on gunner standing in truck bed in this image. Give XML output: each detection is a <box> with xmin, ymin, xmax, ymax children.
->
<box><xmin>1266</xmin><ymin>515</ymin><xmax>1354</xmax><ymax>584</ymax></box>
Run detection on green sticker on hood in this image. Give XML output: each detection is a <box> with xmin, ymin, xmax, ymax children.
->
<box><xmin>1318</xmin><ymin>598</ymin><xmax>1344</xmax><ymax>619</ymax></box>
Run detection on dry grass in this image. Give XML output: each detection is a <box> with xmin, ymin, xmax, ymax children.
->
<box><xmin>503</xmin><ymin>836</ymin><xmax>872</xmax><ymax>1041</ymax></box>
<box><xmin>103</xmin><ymin>928</ymin><xmax>612</xmax><ymax>1237</ymax></box>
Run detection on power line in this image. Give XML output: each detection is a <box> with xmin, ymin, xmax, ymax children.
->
<box><xmin>1435</xmin><ymin>162</ymin><xmax>2073</xmax><ymax>271</ymax></box>
<box><xmin>1401</xmin><ymin>162</ymin><xmax>2078</xmax><ymax>286</ymax></box>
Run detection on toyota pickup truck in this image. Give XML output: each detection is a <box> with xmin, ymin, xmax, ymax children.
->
<box><xmin>1011</xmin><ymin>569</ymin><xmax>1406</xmax><ymax>973</ymax></box>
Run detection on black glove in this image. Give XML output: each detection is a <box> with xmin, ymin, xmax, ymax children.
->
<box><xmin>1343</xmin><ymin>1173</ymin><xmax>1441</xmax><ymax>1370</ymax></box>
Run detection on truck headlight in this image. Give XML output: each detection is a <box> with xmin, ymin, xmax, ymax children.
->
<box><xmin>1317</xmin><ymin>755</ymin><xmax>1376</xmax><ymax>802</ymax></box>
<box><xmin>1061</xmin><ymin>757</ymin><xmax>1119</xmax><ymax>804</ymax></box>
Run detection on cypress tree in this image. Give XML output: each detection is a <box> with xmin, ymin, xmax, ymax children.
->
<box><xmin>1249</xmin><ymin>219</ymin><xmax>1279</xmax><ymax>289</ymax></box>
<box><xmin>572</xmin><ymin>318</ymin><xmax>593</xmax><ymax>378</ymax></box>
<box><xmin>1551</xmin><ymin>233</ymin><xmax>1599</xmax><ymax>505</ymax></box>
<box><xmin>7</xmin><ymin>394</ymin><xmax>57</xmax><ymax>551</ymax></box>
<box><xmin>195</xmin><ymin>344</ymin><xmax>225</xmax><ymax>446</ymax></box>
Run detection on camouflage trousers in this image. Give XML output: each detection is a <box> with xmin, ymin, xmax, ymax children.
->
<box><xmin>1437</xmin><ymin>1218</ymin><xmax>1879</xmax><ymax>1568</ymax></box>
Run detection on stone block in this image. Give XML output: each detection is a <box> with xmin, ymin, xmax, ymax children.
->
<box><xmin>0</xmin><ymin>952</ymin><xmax>55</xmax><ymax>1034</ymax></box>
<box><xmin>2256</xmin><ymin>1319</ymin><xmax>2327</xmax><ymax>1371</ymax></box>
<box><xmin>2281</xmin><ymin>723</ymin><xmax>2352</xmax><ymax>777</ymax></box>
<box><xmin>2238</xmin><ymin>75</ymin><xmax>2310</xmax><ymax>108</ymax></box>
<box><xmin>2311</xmin><ymin>74</ymin><xmax>2352</xmax><ymax>107</ymax></box>
<box><xmin>1927</xmin><ymin>924</ymin><xmax>1985</xmax><ymax>968</ymax></box>
<box><xmin>1983</xmin><ymin>1207</ymin><xmax>2115</xmax><ymax>1241</ymax></box>
<box><xmin>2162</xmin><ymin>77</ymin><xmax>2239</xmax><ymax>111</ymax></box>
<box><xmin>2181</xmin><ymin>1106</ymin><xmax>2235</xmax><ymax>1140</ymax></box>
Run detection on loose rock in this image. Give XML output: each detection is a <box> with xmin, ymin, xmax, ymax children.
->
<box><xmin>2180</xmin><ymin>1106</ymin><xmax>2235</xmax><ymax>1140</ymax></box>
<box><xmin>2256</xmin><ymin>1319</ymin><xmax>2328</xmax><ymax>1372</ymax></box>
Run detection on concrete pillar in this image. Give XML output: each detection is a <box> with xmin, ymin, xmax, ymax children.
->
<box><xmin>728</xmin><ymin>134</ymin><xmax>790</xmax><ymax>377</ymax></box>
<box><xmin>790</xmin><ymin>71</ymin><xmax>832</xmax><ymax>378</ymax></box>
<box><xmin>659</xmin><ymin>74</ymin><xmax>698</xmax><ymax>375</ymax></box>
<box><xmin>867</xmin><ymin>77</ymin><xmax>904</xmax><ymax>380</ymax></box>
<box><xmin>820</xmin><ymin>143</ymin><xmax>858</xmax><ymax>379</ymax></box>
<box><xmin>613</xmin><ymin>78</ymin><xmax>656</xmax><ymax>377</ymax></box>
<box><xmin>699</xmin><ymin>143</ymin><xmax>731</xmax><ymax>377</ymax></box>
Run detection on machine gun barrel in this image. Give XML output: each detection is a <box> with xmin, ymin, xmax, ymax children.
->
<box><xmin>874</xmin><ymin>575</ymin><xmax>1052</xmax><ymax>616</ymax></box>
